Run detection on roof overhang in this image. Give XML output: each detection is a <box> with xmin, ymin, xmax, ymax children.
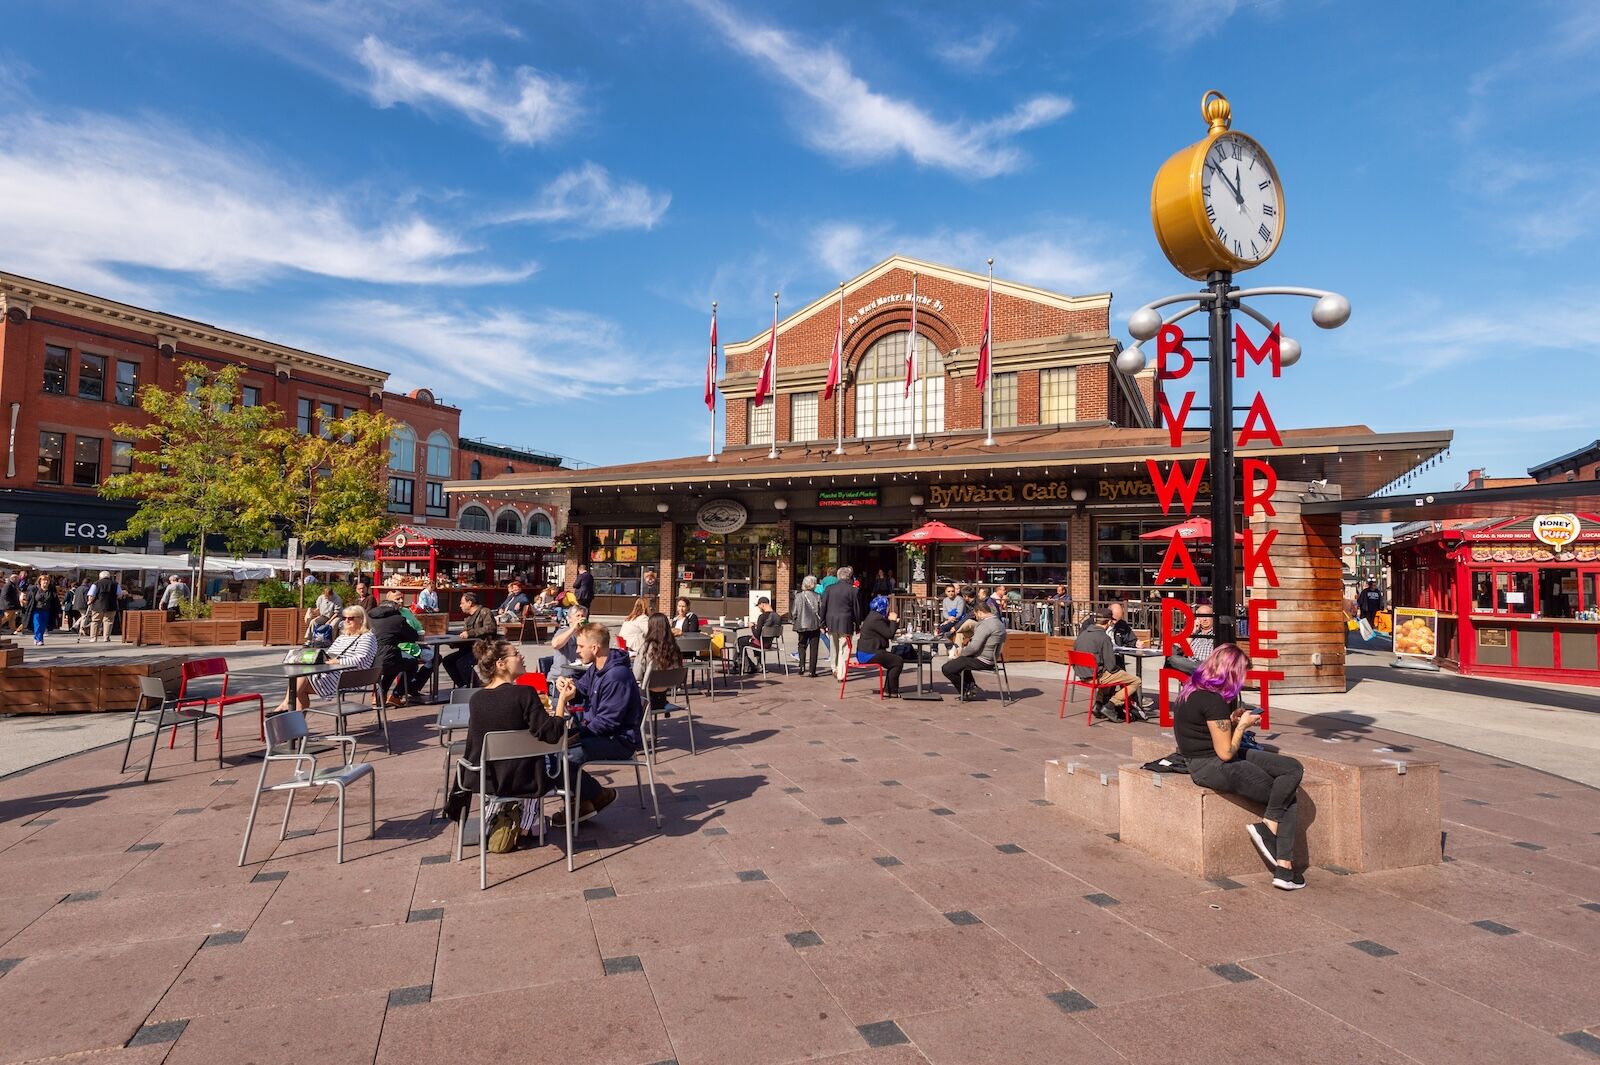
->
<box><xmin>1304</xmin><ymin>480</ymin><xmax>1600</xmax><ymax>525</ymax></box>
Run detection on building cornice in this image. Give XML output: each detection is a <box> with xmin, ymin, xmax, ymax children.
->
<box><xmin>0</xmin><ymin>271</ymin><xmax>389</xmax><ymax>389</ymax></box>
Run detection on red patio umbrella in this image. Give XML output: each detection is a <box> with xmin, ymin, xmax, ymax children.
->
<box><xmin>978</xmin><ymin>543</ymin><xmax>1028</xmax><ymax>559</ymax></box>
<box><xmin>890</xmin><ymin>520</ymin><xmax>982</xmax><ymax>545</ymax></box>
<box><xmin>1138</xmin><ymin>517</ymin><xmax>1244</xmax><ymax>542</ymax></box>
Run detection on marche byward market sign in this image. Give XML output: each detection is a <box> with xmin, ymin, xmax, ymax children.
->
<box><xmin>1532</xmin><ymin>513</ymin><xmax>1581</xmax><ymax>549</ymax></box>
<box><xmin>696</xmin><ymin>498</ymin><xmax>748</xmax><ymax>534</ymax></box>
<box><xmin>818</xmin><ymin>487</ymin><xmax>880</xmax><ymax>508</ymax></box>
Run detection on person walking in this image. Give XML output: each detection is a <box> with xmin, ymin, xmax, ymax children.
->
<box><xmin>86</xmin><ymin>570</ymin><xmax>120</xmax><ymax>643</ymax></box>
<box><xmin>821</xmin><ymin>565</ymin><xmax>860</xmax><ymax>679</ymax></box>
<box><xmin>65</xmin><ymin>576</ymin><xmax>89</xmax><ymax>633</ymax></box>
<box><xmin>157</xmin><ymin>574</ymin><xmax>188</xmax><ymax>620</ymax></box>
<box><xmin>791</xmin><ymin>575</ymin><xmax>824</xmax><ymax>677</ymax></box>
<box><xmin>0</xmin><ymin>572</ymin><xmax>22</xmax><ymax>635</ymax></box>
<box><xmin>24</xmin><ymin>574</ymin><xmax>62</xmax><ymax>646</ymax></box>
<box><xmin>573</xmin><ymin>563</ymin><xmax>595</xmax><ymax>613</ymax></box>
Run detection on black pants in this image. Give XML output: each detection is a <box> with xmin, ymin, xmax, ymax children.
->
<box><xmin>941</xmin><ymin>655</ymin><xmax>994</xmax><ymax>694</ymax></box>
<box><xmin>444</xmin><ymin>648</ymin><xmax>477</xmax><ymax>688</ymax></box>
<box><xmin>796</xmin><ymin>630</ymin><xmax>821</xmax><ymax>675</ymax></box>
<box><xmin>1189</xmin><ymin>749</ymin><xmax>1304</xmax><ymax>863</ymax></box>
<box><xmin>862</xmin><ymin>651</ymin><xmax>904</xmax><ymax>694</ymax></box>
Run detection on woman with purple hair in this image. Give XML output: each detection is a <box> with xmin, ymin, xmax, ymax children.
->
<box><xmin>1173</xmin><ymin>645</ymin><xmax>1307</xmax><ymax>890</ymax></box>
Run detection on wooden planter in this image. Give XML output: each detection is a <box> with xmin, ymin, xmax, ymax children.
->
<box><xmin>1045</xmin><ymin>636</ymin><xmax>1074</xmax><ymax>664</ymax></box>
<box><xmin>157</xmin><ymin>620</ymin><xmax>247</xmax><ymax>647</ymax></box>
<box><xmin>417</xmin><ymin>612</ymin><xmax>448</xmax><ymax>636</ymax></box>
<box><xmin>0</xmin><ymin>655</ymin><xmax>185</xmax><ymax>714</ymax></box>
<box><xmin>211</xmin><ymin>601</ymin><xmax>266</xmax><ymax>635</ymax></box>
<box><xmin>1004</xmin><ymin>631</ymin><xmax>1047</xmax><ymax>662</ymax></box>
<box><xmin>263</xmin><ymin>608</ymin><xmax>303</xmax><ymax>646</ymax></box>
<box><xmin>121</xmin><ymin>610</ymin><xmax>169</xmax><ymax>646</ymax></box>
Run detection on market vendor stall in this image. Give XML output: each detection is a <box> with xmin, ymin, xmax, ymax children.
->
<box><xmin>373</xmin><ymin>525</ymin><xmax>554</xmax><ymax>620</ymax></box>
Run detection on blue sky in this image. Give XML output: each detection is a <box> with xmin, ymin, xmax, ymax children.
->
<box><xmin>4</xmin><ymin>0</ymin><xmax>1597</xmax><ymax>493</ymax></box>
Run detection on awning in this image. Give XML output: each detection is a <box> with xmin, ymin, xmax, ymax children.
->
<box><xmin>1303</xmin><ymin>480</ymin><xmax>1600</xmax><ymax>525</ymax></box>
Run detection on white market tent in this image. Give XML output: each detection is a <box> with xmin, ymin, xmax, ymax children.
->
<box><xmin>0</xmin><ymin>552</ymin><xmax>357</xmax><ymax>579</ymax></box>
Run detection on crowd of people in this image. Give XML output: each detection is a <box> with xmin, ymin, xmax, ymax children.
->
<box><xmin>0</xmin><ymin>569</ymin><xmax>140</xmax><ymax>645</ymax></box>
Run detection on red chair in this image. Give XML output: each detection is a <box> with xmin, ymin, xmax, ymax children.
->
<box><xmin>515</xmin><ymin>672</ymin><xmax>550</xmax><ymax>698</ymax></box>
<box><xmin>837</xmin><ymin>638</ymin><xmax>886</xmax><ymax>700</ymax></box>
<box><xmin>614</xmin><ymin>636</ymin><xmax>628</xmax><ymax>651</ymax></box>
<box><xmin>168</xmin><ymin>658</ymin><xmax>265</xmax><ymax>760</ymax></box>
<box><xmin>1060</xmin><ymin>650</ymin><xmax>1135</xmax><ymax>724</ymax></box>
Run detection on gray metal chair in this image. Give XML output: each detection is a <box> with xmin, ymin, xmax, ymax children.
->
<box><xmin>641</xmin><ymin>664</ymin><xmax>696</xmax><ymax>756</ymax></box>
<box><xmin>993</xmin><ymin>646</ymin><xmax>1014</xmax><ymax>706</ymax></box>
<box><xmin>430</xmin><ymin>691</ymin><xmax>474</xmax><ymax>821</ymax></box>
<box><xmin>716</xmin><ymin>630</ymin><xmax>749</xmax><ymax>691</ymax></box>
<box><xmin>750</xmin><ymin>623</ymin><xmax>792</xmax><ymax>676</ymax></box>
<box><xmin>238</xmin><ymin>711</ymin><xmax>375</xmax><ymax>866</ymax></box>
<box><xmin>579</xmin><ymin>722</ymin><xmax>662</xmax><ymax>827</ymax></box>
<box><xmin>677</xmin><ymin>634</ymin><xmax>716</xmax><ymax>697</ymax></box>
<box><xmin>305</xmin><ymin>666</ymin><xmax>389</xmax><ymax>753</ymax></box>
<box><xmin>454</xmin><ymin>729</ymin><xmax>574</xmax><ymax>888</ymax></box>
<box><xmin>120</xmin><ymin>676</ymin><xmax>215</xmax><ymax>782</ymax></box>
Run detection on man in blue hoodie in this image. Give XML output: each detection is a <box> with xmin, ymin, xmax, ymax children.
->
<box><xmin>552</xmin><ymin>622</ymin><xmax>636</xmax><ymax>825</ymax></box>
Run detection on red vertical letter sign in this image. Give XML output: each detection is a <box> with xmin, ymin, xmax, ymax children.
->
<box><xmin>1157</xmin><ymin>324</ymin><xmax>1193</xmax><ymax>379</ymax></box>
<box><xmin>1248</xmin><ymin>598</ymin><xmax>1279</xmax><ymax>660</ymax></box>
<box><xmin>1147</xmin><ymin>459</ymin><xmax>1207</xmax><ymax>515</ymax></box>
<box><xmin>1244</xmin><ymin>528</ymin><xmax>1279</xmax><ymax>587</ymax></box>
<box><xmin>1235</xmin><ymin>323</ymin><xmax>1282</xmax><ymax>378</ymax></box>
<box><xmin>1157</xmin><ymin>391</ymin><xmax>1196</xmax><ymax>448</ymax></box>
<box><xmin>1245</xmin><ymin>669</ymin><xmax>1285</xmax><ymax>730</ymax></box>
<box><xmin>1158</xmin><ymin>667</ymin><xmax>1186</xmax><ymax>728</ymax></box>
<box><xmin>1236</xmin><ymin>393</ymin><xmax>1283</xmax><ymax>447</ymax></box>
<box><xmin>1155</xmin><ymin>535</ymin><xmax>1202</xmax><ymax>586</ymax></box>
<box><xmin>1242</xmin><ymin>458</ymin><xmax>1278</xmax><ymax>519</ymax></box>
<box><xmin>1162</xmin><ymin>596</ymin><xmax>1195</xmax><ymax>657</ymax></box>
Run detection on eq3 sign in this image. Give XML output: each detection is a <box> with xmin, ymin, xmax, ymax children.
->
<box><xmin>1154</xmin><ymin>320</ymin><xmax>1287</xmax><ymax>727</ymax></box>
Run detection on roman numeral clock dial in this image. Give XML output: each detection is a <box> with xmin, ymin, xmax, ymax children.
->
<box><xmin>1151</xmin><ymin>92</ymin><xmax>1287</xmax><ymax>279</ymax></box>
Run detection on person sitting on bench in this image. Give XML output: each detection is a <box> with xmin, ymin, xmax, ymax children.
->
<box><xmin>1173</xmin><ymin>644</ymin><xmax>1306</xmax><ymax>890</ymax></box>
<box><xmin>940</xmin><ymin>600</ymin><xmax>1004</xmax><ymax>699</ymax></box>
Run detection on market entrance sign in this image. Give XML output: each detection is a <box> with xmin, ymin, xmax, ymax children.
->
<box><xmin>818</xmin><ymin>487</ymin><xmax>880</xmax><ymax>508</ymax></box>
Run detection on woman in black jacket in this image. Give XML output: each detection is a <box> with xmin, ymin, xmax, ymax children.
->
<box><xmin>855</xmin><ymin>596</ymin><xmax>905</xmax><ymax>696</ymax></box>
<box><xmin>444</xmin><ymin>638</ymin><xmax>602</xmax><ymax>843</ymax></box>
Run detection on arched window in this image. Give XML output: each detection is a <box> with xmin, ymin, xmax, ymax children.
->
<box><xmin>470</xmin><ymin>459</ymin><xmax>482</xmax><ymax>479</ymax></box>
<box><xmin>459</xmin><ymin>505</ymin><xmax>491</xmax><ymax>531</ymax></box>
<box><xmin>426</xmin><ymin>431</ymin><xmax>452</xmax><ymax>477</ymax></box>
<box><xmin>853</xmin><ymin>331</ymin><xmax>945</xmax><ymax>438</ymax></box>
<box><xmin>388</xmin><ymin>425</ymin><xmax>416</xmax><ymax>472</ymax></box>
<box><xmin>528</xmin><ymin>512</ymin><xmax>553</xmax><ymax>537</ymax></box>
<box><xmin>494</xmin><ymin>509</ymin><xmax>522</xmax><ymax>535</ymax></box>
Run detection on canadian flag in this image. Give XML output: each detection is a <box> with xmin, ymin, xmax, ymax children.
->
<box><xmin>974</xmin><ymin>283</ymin><xmax>992</xmax><ymax>391</ymax></box>
<box><xmin>705</xmin><ymin>310</ymin><xmax>718</xmax><ymax>411</ymax></box>
<box><xmin>823</xmin><ymin>303</ymin><xmax>842</xmax><ymax>401</ymax></box>
<box><xmin>753</xmin><ymin>310</ymin><xmax>776</xmax><ymax>407</ymax></box>
<box><xmin>904</xmin><ymin>276</ymin><xmax>919</xmax><ymax>397</ymax></box>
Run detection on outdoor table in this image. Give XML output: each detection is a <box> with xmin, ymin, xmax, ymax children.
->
<box><xmin>1117</xmin><ymin>646</ymin><xmax>1166</xmax><ymax>711</ymax></box>
<box><xmin>233</xmin><ymin>661</ymin><xmax>347</xmax><ymax>713</ymax></box>
<box><xmin>899</xmin><ymin>633</ymin><xmax>943</xmax><ymax>702</ymax></box>
<box><xmin>420</xmin><ymin>634</ymin><xmax>477</xmax><ymax>703</ymax></box>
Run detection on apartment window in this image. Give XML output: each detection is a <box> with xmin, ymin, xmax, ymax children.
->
<box><xmin>72</xmin><ymin>436</ymin><xmax>101</xmax><ymax>486</ymax></box>
<box><xmin>459</xmin><ymin>505</ymin><xmax>491</xmax><ymax>531</ymax></box>
<box><xmin>318</xmin><ymin>401</ymin><xmax>337</xmax><ymax>437</ymax></box>
<box><xmin>990</xmin><ymin>372</ymin><xmax>1019</xmax><ymax>429</ymax></box>
<box><xmin>425</xmin><ymin>481</ymin><xmax>447</xmax><ymax>517</ymax></box>
<box><xmin>495</xmin><ymin>510</ymin><xmax>522</xmax><ymax>535</ymax></box>
<box><xmin>297</xmin><ymin>398</ymin><xmax>314</xmax><ymax>434</ymax></box>
<box><xmin>114</xmin><ymin>361</ymin><xmax>139</xmax><ymax>406</ymax></box>
<box><xmin>791</xmin><ymin>392</ymin><xmax>819</xmax><ymax>442</ymax></box>
<box><xmin>185</xmin><ymin>377</ymin><xmax>201</xmax><ymax>410</ymax></box>
<box><xmin>241</xmin><ymin>385</ymin><xmax>261</xmax><ymax>407</ymax></box>
<box><xmin>528</xmin><ymin>512</ymin><xmax>553</xmax><ymax>537</ymax></box>
<box><xmin>43</xmin><ymin>345</ymin><xmax>68</xmax><ymax>395</ymax></box>
<box><xmin>1040</xmin><ymin>366</ymin><xmax>1078</xmax><ymax>423</ymax></box>
<box><xmin>426</xmin><ymin>431</ymin><xmax>452</xmax><ymax>477</ymax></box>
<box><xmin>389</xmin><ymin>425</ymin><xmax>416</xmax><ymax>472</ymax></box>
<box><xmin>110</xmin><ymin>440</ymin><xmax>134</xmax><ymax>477</ymax></box>
<box><xmin>388</xmin><ymin>476</ymin><xmax>414</xmax><ymax>513</ymax></box>
<box><xmin>37</xmin><ymin>431</ymin><xmax>64</xmax><ymax>484</ymax></box>
<box><xmin>470</xmin><ymin>459</ymin><xmax>483</xmax><ymax>479</ymax></box>
<box><xmin>747</xmin><ymin>400</ymin><xmax>774</xmax><ymax>446</ymax></box>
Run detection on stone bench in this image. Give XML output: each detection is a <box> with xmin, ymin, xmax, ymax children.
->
<box><xmin>1112</xmin><ymin>733</ymin><xmax>1441</xmax><ymax>877</ymax></box>
<box><xmin>1044</xmin><ymin>751</ymin><xmax>1126</xmax><ymax>833</ymax></box>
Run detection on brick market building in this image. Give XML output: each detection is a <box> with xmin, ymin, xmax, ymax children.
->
<box><xmin>0</xmin><ymin>271</ymin><xmax>567</xmax><ymax>553</ymax></box>
<box><xmin>456</xmin><ymin>255</ymin><xmax>1450</xmax><ymax>693</ymax></box>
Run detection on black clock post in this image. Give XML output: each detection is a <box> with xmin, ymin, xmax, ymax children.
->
<box><xmin>1205</xmin><ymin>269</ymin><xmax>1240</xmax><ymax>646</ymax></box>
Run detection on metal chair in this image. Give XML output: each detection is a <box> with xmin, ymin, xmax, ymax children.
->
<box><xmin>641</xmin><ymin>664</ymin><xmax>696</xmax><ymax>756</ymax></box>
<box><xmin>715</xmin><ymin>630</ymin><xmax>748</xmax><ymax>690</ymax></box>
<box><xmin>750</xmin><ymin>624</ymin><xmax>791</xmax><ymax>676</ymax></box>
<box><xmin>238</xmin><ymin>711</ymin><xmax>375</xmax><ymax>866</ymax></box>
<box><xmin>993</xmin><ymin>646</ymin><xmax>1014</xmax><ymax>706</ymax></box>
<box><xmin>454</xmin><ymin>729</ymin><xmax>574</xmax><ymax>888</ymax></box>
<box><xmin>165</xmin><ymin>657</ymin><xmax>249</xmax><ymax>755</ymax></box>
<box><xmin>677</xmin><ymin>634</ymin><xmax>716</xmax><ymax>697</ymax></box>
<box><xmin>579</xmin><ymin>714</ymin><xmax>662</xmax><ymax>827</ymax></box>
<box><xmin>837</xmin><ymin>638</ymin><xmax>887</xmax><ymax>700</ymax></box>
<box><xmin>305</xmin><ymin>667</ymin><xmax>389</xmax><ymax>753</ymax></box>
<box><xmin>121</xmin><ymin>676</ymin><xmax>218</xmax><ymax>781</ymax></box>
<box><xmin>431</xmin><ymin>692</ymin><xmax>473</xmax><ymax>821</ymax></box>
<box><xmin>1061</xmin><ymin>650</ymin><xmax>1135</xmax><ymax>724</ymax></box>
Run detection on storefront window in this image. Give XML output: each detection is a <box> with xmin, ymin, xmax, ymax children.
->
<box><xmin>1540</xmin><ymin>568</ymin><xmax>1577</xmax><ymax>618</ymax></box>
<box><xmin>854</xmin><ymin>332</ymin><xmax>944</xmax><ymax>438</ymax></box>
<box><xmin>588</xmin><ymin>526</ymin><xmax>663</xmax><ymax>597</ymax></box>
<box><xmin>932</xmin><ymin>522</ymin><xmax>1069</xmax><ymax>594</ymax></box>
<box><xmin>1494</xmin><ymin>570</ymin><xmax>1534</xmax><ymax>614</ymax></box>
<box><xmin>1089</xmin><ymin>517</ymin><xmax>1219</xmax><ymax>617</ymax></box>
<box><xmin>676</xmin><ymin>525</ymin><xmax>778</xmax><ymax>602</ymax></box>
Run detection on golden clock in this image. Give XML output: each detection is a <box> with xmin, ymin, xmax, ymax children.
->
<box><xmin>1151</xmin><ymin>91</ymin><xmax>1285</xmax><ymax>280</ymax></box>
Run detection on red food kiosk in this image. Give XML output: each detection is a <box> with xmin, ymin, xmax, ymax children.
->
<box><xmin>1386</xmin><ymin>514</ymin><xmax>1600</xmax><ymax>686</ymax></box>
<box><xmin>373</xmin><ymin>525</ymin><xmax>553</xmax><ymax>620</ymax></box>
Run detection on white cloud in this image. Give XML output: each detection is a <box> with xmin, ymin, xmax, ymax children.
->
<box><xmin>687</xmin><ymin>0</ymin><xmax>1071</xmax><ymax>177</ymax></box>
<box><xmin>0</xmin><ymin>110</ymin><xmax>531</xmax><ymax>295</ymax></box>
<box><xmin>314</xmin><ymin>299</ymin><xmax>691</xmax><ymax>402</ymax></box>
<box><xmin>503</xmin><ymin>163</ymin><xmax>671</xmax><ymax>233</ymax></box>
<box><xmin>357</xmin><ymin>35</ymin><xmax>579</xmax><ymax>145</ymax></box>
<box><xmin>932</xmin><ymin>25</ymin><xmax>1013</xmax><ymax>70</ymax></box>
<box><xmin>812</xmin><ymin>219</ymin><xmax>1142</xmax><ymax>295</ymax></box>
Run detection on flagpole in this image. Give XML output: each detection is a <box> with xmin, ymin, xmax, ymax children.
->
<box><xmin>768</xmin><ymin>291</ymin><xmax>780</xmax><ymax>461</ymax></box>
<box><xmin>708</xmin><ymin>300</ymin><xmax>718</xmax><ymax>463</ymax></box>
<box><xmin>833</xmin><ymin>281</ymin><xmax>845</xmax><ymax>456</ymax></box>
<box><xmin>906</xmin><ymin>272</ymin><xmax>919</xmax><ymax>453</ymax></box>
<box><xmin>983</xmin><ymin>259</ymin><xmax>995</xmax><ymax>447</ymax></box>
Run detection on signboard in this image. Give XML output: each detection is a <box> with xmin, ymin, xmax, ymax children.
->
<box><xmin>1393</xmin><ymin>606</ymin><xmax>1438</xmax><ymax>660</ymax></box>
<box><xmin>12</xmin><ymin>495</ymin><xmax>138</xmax><ymax>547</ymax></box>
<box><xmin>696</xmin><ymin>498</ymin><xmax>748</xmax><ymax>534</ymax></box>
<box><xmin>818</xmin><ymin>487</ymin><xmax>880</xmax><ymax>508</ymax></box>
<box><xmin>1532</xmin><ymin>513</ymin><xmax>1581</xmax><ymax>548</ymax></box>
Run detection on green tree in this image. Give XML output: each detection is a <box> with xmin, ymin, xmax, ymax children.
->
<box><xmin>266</xmin><ymin>408</ymin><xmax>396</xmax><ymax>609</ymax></box>
<box><xmin>100</xmin><ymin>361</ymin><xmax>284</xmax><ymax>601</ymax></box>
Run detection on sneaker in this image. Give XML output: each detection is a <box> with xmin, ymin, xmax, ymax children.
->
<box><xmin>1271</xmin><ymin>868</ymin><xmax>1307</xmax><ymax>890</ymax></box>
<box><xmin>589</xmin><ymin>785</ymin><xmax>618</xmax><ymax>817</ymax></box>
<box><xmin>1247</xmin><ymin>822</ymin><xmax>1278</xmax><ymax>868</ymax></box>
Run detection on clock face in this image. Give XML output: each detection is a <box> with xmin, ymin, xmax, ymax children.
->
<box><xmin>1200</xmin><ymin>133</ymin><xmax>1282</xmax><ymax>265</ymax></box>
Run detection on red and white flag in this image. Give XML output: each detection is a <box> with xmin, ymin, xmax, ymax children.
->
<box><xmin>904</xmin><ymin>276</ymin><xmax>919</xmax><ymax>397</ymax></box>
<box><xmin>705</xmin><ymin>309</ymin><xmax>719</xmax><ymax>411</ymax></box>
<box><xmin>974</xmin><ymin>282</ymin><xmax>992</xmax><ymax>391</ymax></box>
<box><xmin>824</xmin><ymin>298</ymin><xmax>842</xmax><ymax>401</ymax></box>
<box><xmin>754</xmin><ymin>305</ymin><xmax>777</xmax><ymax>407</ymax></box>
